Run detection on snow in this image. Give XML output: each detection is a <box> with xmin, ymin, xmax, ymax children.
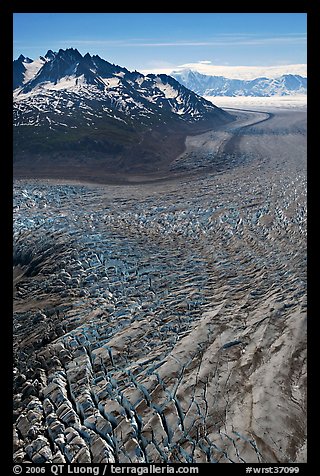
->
<box><xmin>175</xmin><ymin>108</ymin><xmax>186</xmax><ymax>115</ymax></box>
<box><xmin>204</xmin><ymin>95</ymin><xmax>307</xmax><ymax>110</ymax></box>
<box><xmin>142</xmin><ymin>63</ymin><xmax>307</xmax><ymax>81</ymax></box>
<box><xmin>133</xmin><ymin>76</ymin><xmax>144</xmax><ymax>87</ymax></box>
<box><xmin>176</xmin><ymin>63</ymin><xmax>307</xmax><ymax>80</ymax></box>
<box><xmin>112</xmin><ymin>115</ymin><xmax>127</xmax><ymax>123</ymax></box>
<box><xmin>101</xmin><ymin>77</ymin><xmax>120</xmax><ymax>88</ymax></box>
<box><xmin>155</xmin><ymin>79</ymin><xmax>178</xmax><ymax>99</ymax></box>
<box><xmin>48</xmin><ymin>76</ymin><xmax>83</xmax><ymax>90</ymax></box>
<box><xmin>23</xmin><ymin>58</ymin><xmax>46</xmax><ymax>83</ymax></box>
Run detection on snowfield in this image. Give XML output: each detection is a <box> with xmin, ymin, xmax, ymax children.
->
<box><xmin>205</xmin><ymin>95</ymin><xmax>307</xmax><ymax>110</ymax></box>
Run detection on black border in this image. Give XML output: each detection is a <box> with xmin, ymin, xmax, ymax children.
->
<box><xmin>5</xmin><ymin>1</ymin><xmax>314</xmax><ymax>472</ymax></box>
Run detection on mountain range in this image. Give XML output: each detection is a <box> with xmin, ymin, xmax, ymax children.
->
<box><xmin>171</xmin><ymin>69</ymin><xmax>307</xmax><ymax>97</ymax></box>
<box><xmin>13</xmin><ymin>48</ymin><xmax>233</xmax><ymax>180</ymax></box>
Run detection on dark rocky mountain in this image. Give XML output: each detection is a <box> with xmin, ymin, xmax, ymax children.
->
<box><xmin>13</xmin><ymin>48</ymin><xmax>234</xmax><ymax>180</ymax></box>
<box><xmin>171</xmin><ymin>69</ymin><xmax>307</xmax><ymax>97</ymax></box>
<box><xmin>13</xmin><ymin>54</ymin><xmax>34</xmax><ymax>90</ymax></box>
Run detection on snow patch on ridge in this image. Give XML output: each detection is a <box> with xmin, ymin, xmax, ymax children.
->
<box><xmin>23</xmin><ymin>58</ymin><xmax>46</xmax><ymax>83</ymax></box>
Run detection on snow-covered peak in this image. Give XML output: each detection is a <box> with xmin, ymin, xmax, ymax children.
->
<box><xmin>172</xmin><ymin>69</ymin><xmax>307</xmax><ymax>97</ymax></box>
<box><xmin>13</xmin><ymin>48</ymin><xmax>234</xmax><ymax>177</ymax></box>
<box><xmin>44</xmin><ymin>49</ymin><xmax>56</xmax><ymax>61</ymax></box>
<box><xmin>13</xmin><ymin>47</ymin><xmax>233</xmax><ymax>143</ymax></box>
<box><xmin>13</xmin><ymin>55</ymin><xmax>46</xmax><ymax>89</ymax></box>
<box><xmin>23</xmin><ymin>58</ymin><xmax>47</xmax><ymax>83</ymax></box>
<box><xmin>17</xmin><ymin>54</ymin><xmax>33</xmax><ymax>64</ymax></box>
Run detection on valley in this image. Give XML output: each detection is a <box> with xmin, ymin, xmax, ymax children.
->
<box><xmin>13</xmin><ymin>107</ymin><xmax>307</xmax><ymax>464</ymax></box>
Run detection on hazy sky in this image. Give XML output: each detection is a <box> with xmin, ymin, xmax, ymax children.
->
<box><xmin>13</xmin><ymin>13</ymin><xmax>307</xmax><ymax>74</ymax></box>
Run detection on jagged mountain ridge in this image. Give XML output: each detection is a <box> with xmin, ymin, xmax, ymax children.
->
<box><xmin>171</xmin><ymin>69</ymin><xmax>307</xmax><ymax>97</ymax></box>
<box><xmin>13</xmin><ymin>49</ymin><xmax>233</xmax><ymax>178</ymax></box>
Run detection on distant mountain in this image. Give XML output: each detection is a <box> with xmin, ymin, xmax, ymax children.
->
<box><xmin>171</xmin><ymin>69</ymin><xmax>307</xmax><ymax>97</ymax></box>
<box><xmin>13</xmin><ymin>48</ymin><xmax>233</xmax><ymax>179</ymax></box>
